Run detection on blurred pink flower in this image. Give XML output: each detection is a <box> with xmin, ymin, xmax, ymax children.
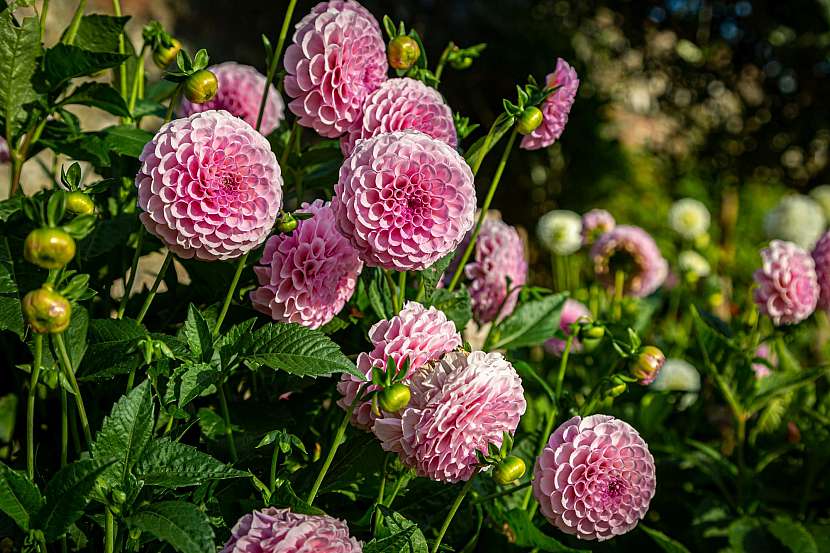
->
<box><xmin>520</xmin><ymin>58</ymin><xmax>579</xmax><ymax>150</ymax></box>
<box><xmin>136</xmin><ymin>110</ymin><xmax>282</xmax><ymax>261</ymax></box>
<box><xmin>337</xmin><ymin>301</ymin><xmax>461</xmax><ymax>429</ymax></box>
<box><xmin>373</xmin><ymin>350</ymin><xmax>526</xmax><ymax>483</ymax></box>
<box><xmin>250</xmin><ymin>200</ymin><xmax>363</xmax><ymax>329</ymax></box>
<box><xmin>0</xmin><ymin>137</ymin><xmax>9</xmax><ymax>163</ymax></box>
<box><xmin>179</xmin><ymin>62</ymin><xmax>285</xmax><ymax>136</ymax></box>
<box><xmin>590</xmin><ymin>225</ymin><xmax>668</xmax><ymax>297</ymax></box>
<box><xmin>753</xmin><ymin>240</ymin><xmax>819</xmax><ymax>326</ymax></box>
<box><xmin>544</xmin><ymin>299</ymin><xmax>591</xmax><ymax>356</ymax></box>
<box><xmin>752</xmin><ymin>343</ymin><xmax>776</xmax><ymax>379</ymax></box>
<box><xmin>533</xmin><ymin>415</ymin><xmax>656</xmax><ymax>541</ymax></box>
<box><xmin>284</xmin><ymin>0</ymin><xmax>387</xmax><ymax>138</ymax></box>
<box><xmin>581</xmin><ymin>209</ymin><xmax>615</xmax><ymax>245</ymax></box>
<box><xmin>333</xmin><ymin>130</ymin><xmax>476</xmax><ymax>271</ymax></box>
<box><xmin>221</xmin><ymin>507</ymin><xmax>362</xmax><ymax>553</ymax></box>
<box><xmin>811</xmin><ymin>231</ymin><xmax>830</xmax><ymax>311</ymax></box>
<box><xmin>341</xmin><ymin>77</ymin><xmax>457</xmax><ymax>156</ymax></box>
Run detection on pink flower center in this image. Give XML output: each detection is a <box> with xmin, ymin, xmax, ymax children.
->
<box><xmin>599</xmin><ymin>476</ymin><xmax>628</xmax><ymax>508</ymax></box>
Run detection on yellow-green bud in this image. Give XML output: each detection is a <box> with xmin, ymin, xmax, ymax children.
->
<box><xmin>184</xmin><ymin>69</ymin><xmax>218</xmax><ymax>104</ymax></box>
<box><xmin>516</xmin><ymin>107</ymin><xmax>543</xmax><ymax>135</ymax></box>
<box><xmin>22</xmin><ymin>286</ymin><xmax>71</xmax><ymax>334</ymax></box>
<box><xmin>153</xmin><ymin>37</ymin><xmax>182</xmax><ymax>69</ymax></box>
<box><xmin>493</xmin><ymin>455</ymin><xmax>526</xmax><ymax>485</ymax></box>
<box><xmin>65</xmin><ymin>191</ymin><xmax>95</xmax><ymax>215</ymax></box>
<box><xmin>277</xmin><ymin>213</ymin><xmax>298</xmax><ymax>233</ymax></box>
<box><xmin>632</xmin><ymin>345</ymin><xmax>665</xmax><ymax>386</ymax></box>
<box><xmin>378</xmin><ymin>383</ymin><xmax>411</xmax><ymax>413</ymax></box>
<box><xmin>24</xmin><ymin>228</ymin><xmax>76</xmax><ymax>269</ymax></box>
<box><xmin>387</xmin><ymin>36</ymin><xmax>420</xmax><ymax>70</ymax></box>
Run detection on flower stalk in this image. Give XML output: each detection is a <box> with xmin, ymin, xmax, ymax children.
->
<box><xmin>27</xmin><ymin>334</ymin><xmax>43</xmax><ymax>480</ymax></box>
<box><xmin>430</xmin><ymin>473</ymin><xmax>477</xmax><ymax>553</ymax></box>
<box><xmin>54</xmin><ymin>333</ymin><xmax>92</xmax><ymax>447</ymax></box>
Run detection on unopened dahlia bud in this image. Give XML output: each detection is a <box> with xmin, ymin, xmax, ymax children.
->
<box><xmin>605</xmin><ymin>378</ymin><xmax>627</xmax><ymax>398</ymax></box>
<box><xmin>493</xmin><ymin>455</ymin><xmax>526</xmax><ymax>485</ymax></box>
<box><xmin>24</xmin><ymin>228</ymin><xmax>76</xmax><ymax>269</ymax></box>
<box><xmin>378</xmin><ymin>383</ymin><xmax>410</xmax><ymax>413</ymax></box>
<box><xmin>516</xmin><ymin>106</ymin><xmax>543</xmax><ymax>135</ymax></box>
<box><xmin>22</xmin><ymin>286</ymin><xmax>71</xmax><ymax>334</ymax></box>
<box><xmin>276</xmin><ymin>213</ymin><xmax>298</xmax><ymax>233</ymax></box>
<box><xmin>152</xmin><ymin>37</ymin><xmax>181</xmax><ymax>68</ymax></box>
<box><xmin>388</xmin><ymin>35</ymin><xmax>420</xmax><ymax>70</ymax></box>
<box><xmin>184</xmin><ymin>69</ymin><xmax>218</xmax><ymax>104</ymax></box>
<box><xmin>632</xmin><ymin>346</ymin><xmax>665</xmax><ymax>385</ymax></box>
<box><xmin>65</xmin><ymin>192</ymin><xmax>94</xmax><ymax>215</ymax></box>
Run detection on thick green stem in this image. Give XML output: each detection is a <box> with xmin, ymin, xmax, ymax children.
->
<box><xmin>54</xmin><ymin>333</ymin><xmax>92</xmax><ymax>446</ymax></box>
<box><xmin>372</xmin><ymin>455</ymin><xmax>390</xmax><ymax>534</ymax></box>
<box><xmin>256</xmin><ymin>0</ymin><xmax>298</xmax><ymax>131</ymax></box>
<box><xmin>27</xmin><ymin>335</ymin><xmax>43</xmax><ymax>480</ymax></box>
<box><xmin>39</xmin><ymin>0</ymin><xmax>49</xmax><ymax>40</ymax></box>
<box><xmin>213</xmin><ymin>252</ymin><xmax>249</xmax><ymax>337</ymax></box>
<box><xmin>135</xmin><ymin>250</ymin><xmax>173</xmax><ymax>325</ymax></box>
<box><xmin>117</xmin><ymin>227</ymin><xmax>145</xmax><ymax>319</ymax></box>
<box><xmin>447</xmin><ymin>127</ymin><xmax>518</xmax><ymax>291</ymax></box>
<box><xmin>269</xmin><ymin>445</ymin><xmax>279</xmax><ymax>494</ymax></box>
<box><xmin>430</xmin><ymin>474</ymin><xmax>477</xmax><ymax>553</ymax></box>
<box><xmin>384</xmin><ymin>270</ymin><xmax>400</xmax><ymax>313</ymax></box>
<box><xmin>128</xmin><ymin>45</ymin><xmax>148</xmax><ymax>117</ymax></box>
<box><xmin>307</xmin><ymin>393</ymin><xmax>360</xmax><ymax>505</ymax></box>
<box><xmin>218</xmin><ymin>383</ymin><xmax>238</xmax><ymax>462</ymax></box>
<box><xmin>63</xmin><ymin>0</ymin><xmax>88</xmax><ymax>46</ymax></box>
<box><xmin>397</xmin><ymin>271</ymin><xmax>407</xmax><ymax>310</ymax></box>
<box><xmin>105</xmin><ymin>507</ymin><xmax>115</xmax><ymax>553</ymax></box>
<box><xmin>111</xmin><ymin>0</ymin><xmax>127</xmax><ymax>100</ymax></box>
<box><xmin>164</xmin><ymin>85</ymin><xmax>183</xmax><ymax>123</ymax></box>
<box><xmin>613</xmin><ymin>270</ymin><xmax>625</xmax><ymax>321</ymax></box>
<box><xmin>434</xmin><ymin>43</ymin><xmax>454</xmax><ymax>82</ymax></box>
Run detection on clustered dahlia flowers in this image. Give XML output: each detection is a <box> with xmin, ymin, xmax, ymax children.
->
<box><xmin>284</xmin><ymin>0</ymin><xmax>387</xmax><ymax>138</ymax></box>
<box><xmin>590</xmin><ymin>225</ymin><xmax>668</xmax><ymax>297</ymax></box>
<box><xmin>136</xmin><ymin>110</ymin><xmax>282</xmax><ymax>261</ymax></box>
<box><xmin>544</xmin><ymin>299</ymin><xmax>591</xmax><ymax>356</ymax></box>
<box><xmin>811</xmin><ymin>231</ymin><xmax>830</xmax><ymax>310</ymax></box>
<box><xmin>753</xmin><ymin>240</ymin><xmax>819</xmax><ymax>326</ymax></box>
<box><xmin>221</xmin><ymin>508</ymin><xmax>362</xmax><ymax>553</ymax></box>
<box><xmin>250</xmin><ymin>200</ymin><xmax>363</xmax><ymax>329</ymax></box>
<box><xmin>179</xmin><ymin>62</ymin><xmax>285</xmax><ymax>135</ymax></box>
<box><xmin>340</xmin><ymin>77</ymin><xmax>457</xmax><ymax>156</ymax></box>
<box><xmin>521</xmin><ymin>58</ymin><xmax>579</xmax><ymax>150</ymax></box>
<box><xmin>532</xmin><ymin>415</ymin><xmax>656</xmax><ymax>541</ymax></box>
<box><xmin>581</xmin><ymin>208</ymin><xmax>615</xmax><ymax>245</ymax></box>
<box><xmin>333</xmin><ymin>130</ymin><xmax>476</xmax><ymax>271</ymax></box>
<box><xmin>373</xmin><ymin>351</ymin><xmax>526</xmax><ymax>483</ymax></box>
<box><xmin>337</xmin><ymin>301</ymin><xmax>462</xmax><ymax>429</ymax></box>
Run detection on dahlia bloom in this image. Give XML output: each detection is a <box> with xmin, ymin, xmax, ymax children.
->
<box><xmin>284</xmin><ymin>0</ymin><xmax>387</xmax><ymax>138</ymax></box>
<box><xmin>333</xmin><ymin>130</ymin><xmax>476</xmax><ymax>270</ymax></box>
<box><xmin>678</xmin><ymin>250</ymin><xmax>711</xmax><ymax>280</ymax></box>
<box><xmin>668</xmin><ymin>198</ymin><xmax>710</xmax><ymax>240</ymax></box>
<box><xmin>250</xmin><ymin>200</ymin><xmax>363</xmax><ymax>329</ymax></box>
<box><xmin>136</xmin><ymin>110</ymin><xmax>282</xmax><ymax>261</ymax></box>
<box><xmin>544</xmin><ymin>299</ymin><xmax>591</xmax><ymax>356</ymax></box>
<box><xmin>537</xmin><ymin>210</ymin><xmax>582</xmax><ymax>256</ymax></box>
<box><xmin>810</xmin><ymin>185</ymin><xmax>830</xmax><ymax>219</ymax></box>
<box><xmin>373</xmin><ymin>351</ymin><xmax>526</xmax><ymax>483</ymax></box>
<box><xmin>581</xmin><ymin>209</ymin><xmax>615</xmax><ymax>245</ymax></box>
<box><xmin>764</xmin><ymin>195</ymin><xmax>826</xmax><ymax>250</ymax></box>
<box><xmin>651</xmin><ymin>358</ymin><xmax>701</xmax><ymax>393</ymax></box>
<box><xmin>221</xmin><ymin>508</ymin><xmax>362</xmax><ymax>553</ymax></box>
<box><xmin>532</xmin><ymin>415</ymin><xmax>656</xmax><ymax>541</ymax></box>
<box><xmin>0</xmin><ymin>137</ymin><xmax>9</xmax><ymax>163</ymax></box>
<box><xmin>752</xmin><ymin>343</ymin><xmax>776</xmax><ymax>379</ymax></box>
<box><xmin>753</xmin><ymin>240</ymin><xmax>819</xmax><ymax>326</ymax></box>
<box><xmin>811</xmin><ymin>231</ymin><xmax>830</xmax><ymax>310</ymax></box>
<box><xmin>337</xmin><ymin>301</ymin><xmax>462</xmax><ymax>429</ymax></box>
<box><xmin>179</xmin><ymin>62</ymin><xmax>285</xmax><ymax>135</ymax></box>
<box><xmin>521</xmin><ymin>58</ymin><xmax>579</xmax><ymax>150</ymax></box>
<box><xmin>340</xmin><ymin>78</ymin><xmax>457</xmax><ymax>156</ymax></box>
<box><xmin>590</xmin><ymin>225</ymin><xmax>668</xmax><ymax>297</ymax></box>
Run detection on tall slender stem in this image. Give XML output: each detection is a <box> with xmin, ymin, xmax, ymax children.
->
<box><xmin>447</xmin><ymin>127</ymin><xmax>518</xmax><ymax>291</ymax></box>
<box><xmin>111</xmin><ymin>0</ymin><xmax>127</xmax><ymax>100</ymax></box>
<box><xmin>555</xmin><ymin>334</ymin><xmax>574</xmax><ymax>398</ymax></box>
<box><xmin>27</xmin><ymin>335</ymin><xmax>43</xmax><ymax>480</ymax></box>
<box><xmin>269</xmin><ymin>445</ymin><xmax>280</xmax><ymax>494</ymax></box>
<box><xmin>54</xmin><ymin>333</ymin><xmax>92</xmax><ymax>446</ymax></box>
<box><xmin>63</xmin><ymin>0</ymin><xmax>88</xmax><ymax>46</ymax></box>
<box><xmin>307</xmin><ymin>392</ymin><xmax>360</xmax><ymax>505</ymax></box>
<box><xmin>128</xmin><ymin>46</ymin><xmax>148</xmax><ymax>117</ymax></box>
<box><xmin>39</xmin><ymin>0</ymin><xmax>49</xmax><ymax>40</ymax></box>
<box><xmin>105</xmin><ymin>507</ymin><xmax>115</xmax><ymax>553</ymax></box>
<box><xmin>218</xmin><ymin>383</ymin><xmax>238</xmax><ymax>462</ymax></box>
<box><xmin>59</xmin><ymin>388</ymin><xmax>68</xmax><ymax>467</ymax></box>
<box><xmin>164</xmin><ymin>85</ymin><xmax>183</xmax><ymax>123</ymax></box>
<box><xmin>372</xmin><ymin>455</ymin><xmax>390</xmax><ymax>534</ymax></box>
<box><xmin>135</xmin><ymin>250</ymin><xmax>173</xmax><ymax>325</ymax></box>
<box><xmin>213</xmin><ymin>252</ymin><xmax>249</xmax><ymax>337</ymax></box>
<box><xmin>397</xmin><ymin>271</ymin><xmax>407</xmax><ymax>311</ymax></box>
<box><xmin>384</xmin><ymin>270</ymin><xmax>400</xmax><ymax>313</ymax></box>
<box><xmin>434</xmin><ymin>43</ymin><xmax>454</xmax><ymax>82</ymax></box>
<box><xmin>256</xmin><ymin>0</ymin><xmax>298</xmax><ymax>131</ymax></box>
<box><xmin>117</xmin><ymin>226</ymin><xmax>145</xmax><ymax>319</ymax></box>
<box><xmin>613</xmin><ymin>270</ymin><xmax>625</xmax><ymax>321</ymax></box>
<box><xmin>430</xmin><ymin>474</ymin><xmax>477</xmax><ymax>553</ymax></box>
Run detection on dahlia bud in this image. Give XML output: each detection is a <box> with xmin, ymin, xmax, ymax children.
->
<box><xmin>493</xmin><ymin>455</ymin><xmax>526</xmax><ymax>485</ymax></box>
<box><xmin>605</xmin><ymin>379</ymin><xmax>627</xmax><ymax>398</ymax></box>
<box><xmin>276</xmin><ymin>213</ymin><xmax>298</xmax><ymax>233</ymax></box>
<box><xmin>516</xmin><ymin>107</ymin><xmax>543</xmax><ymax>135</ymax></box>
<box><xmin>580</xmin><ymin>323</ymin><xmax>605</xmax><ymax>352</ymax></box>
<box><xmin>22</xmin><ymin>286</ymin><xmax>72</xmax><ymax>334</ymax></box>
<box><xmin>184</xmin><ymin>69</ymin><xmax>218</xmax><ymax>104</ymax></box>
<box><xmin>387</xmin><ymin>36</ymin><xmax>420</xmax><ymax>70</ymax></box>
<box><xmin>24</xmin><ymin>228</ymin><xmax>76</xmax><ymax>269</ymax></box>
<box><xmin>378</xmin><ymin>383</ymin><xmax>411</xmax><ymax>413</ymax></box>
<box><xmin>153</xmin><ymin>37</ymin><xmax>182</xmax><ymax>68</ymax></box>
<box><xmin>632</xmin><ymin>346</ymin><xmax>665</xmax><ymax>385</ymax></box>
<box><xmin>65</xmin><ymin>191</ymin><xmax>94</xmax><ymax>215</ymax></box>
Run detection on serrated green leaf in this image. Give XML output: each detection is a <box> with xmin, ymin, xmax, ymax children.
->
<box><xmin>78</xmin><ymin>317</ymin><xmax>146</xmax><ymax>381</ymax></box>
<box><xmin>216</xmin><ymin>318</ymin><xmax>256</xmax><ymax>369</ymax></box>
<box><xmin>268</xmin><ymin>481</ymin><xmax>325</xmax><ymax>515</ymax></box>
<box><xmin>39</xmin><ymin>44</ymin><xmax>128</xmax><ymax>91</ymax></box>
<box><xmin>418</xmin><ymin>253</ymin><xmax>454</xmax><ymax>292</ymax></box>
<box><xmin>100</xmin><ymin>125</ymin><xmax>153</xmax><ymax>158</ymax></box>
<box><xmin>0</xmin><ymin>237</ymin><xmax>18</xmax><ymax>295</ymax></box>
<box><xmin>181</xmin><ymin>305</ymin><xmax>212</xmax><ymax>362</ymax></box>
<box><xmin>0</xmin><ymin>10</ymin><xmax>40</xmax><ymax>138</ymax></box>
<box><xmin>78</xmin><ymin>213</ymin><xmax>140</xmax><ymax>260</ymax></box>
<box><xmin>0</xmin><ymin>296</ymin><xmax>23</xmax><ymax>337</ymax></box>
<box><xmin>0</xmin><ymin>195</ymin><xmax>21</xmax><ymax>221</ymax></box>
<box><xmin>749</xmin><ymin>366</ymin><xmax>828</xmax><ymax>412</ymax></box>
<box><xmin>426</xmin><ymin>287</ymin><xmax>472</xmax><ymax>332</ymax></box>
<box><xmin>728</xmin><ymin>517</ymin><xmax>768</xmax><ymax>552</ymax></box>
<box><xmin>366</xmin><ymin>268</ymin><xmax>394</xmax><ymax>320</ymax></box>
<box><xmin>135</xmin><ymin>438</ymin><xmax>247</xmax><ymax>488</ymax></box>
<box><xmin>768</xmin><ymin>516</ymin><xmax>818</xmax><ymax>553</ymax></box>
<box><xmin>375</xmin><ymin>509</ymin><xmax>428</xmax><ymax>553</ymax></box>
<box><xmin>60</xmin><ymin>82</ymin><xmax>130</xmax><ymax>117</ymax></box>
<box><xmin>176</xmin><ymin>362</ymin><xmax>221</xmax><ymax>408</ymax></box>
<box><xmin>363</xmin><ymin>526</ymin><xmax>419</xmax><ymax>553</ymax></box>
<box><xmin>0</xmin><ymin>237</ymin><xmax>22</xmax><ymax>337</ymax></box>
<box><xmin>488</xmin><ymin>293</ymin><xmax>567</xmax><ymax>350</ymax></box>
<box><xmin>66</xmin><ymin>14</ymin><xmax>129</xmax><ymax>53</ymax></box>
<box><xmin>640</xmin><ymin>524</ymin><xmax>691</xmax><ymax>553</ymax></box>
<box><xmin>126</xmin><ymin>500</ymin><xmax>214</xmax><ymax>553</ymax></box>
<box><xmin>256</xmin><ymin>429</ymin><xmax>307</xmax><ymax>454</ymax></box>
<box><xmin>503</xmin><ymin>509</ymin><xmax>588</xmax><ymax>552</ymax></box>
<box><xmin>0</xmin><ymin>462</ymin><xmax>43</xmax><ymax>531</ymax></box>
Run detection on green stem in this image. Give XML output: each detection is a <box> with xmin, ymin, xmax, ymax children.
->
<box><xmin>128</xmin><ymin>45</ymin><xmax>148</xmax><ymax>117</ymax></box>
<box><xmin>213</xmin><ymin>252</ymin><xmax>249</xmax><ymax>337</ymax></box>
<box><xmin>269</xmin><ymin>445</ymin><xmax>279</xmax><ymax>494</ymax></box>
<box><xmin>555</xmin><ymin>334</ymin><xmax>574</xmax><ymax>398</ymax></box>
<box><xmin>372</xmin><ymin>455</ymin><xmax>390</xmax><ymax>534</ymax></box>
<box><xmin>430</xmin><ymin>474</ymin><xmax>477</xmax><ymax>553</ymax></box>
<box><xmin>218</xmin><ymin>383</ymin><xmax>238</xmax><ymax>462</ymax></box>
<box><xmin>307</xmin><ymin>392</ymin><xmax>361</xmax><ymax>505</ymax></box>
<box><xmin>39</xmin><ymin>0</ymin><xmax>49</xmax><ymax>40</ymax></box>
<box><xmin>27</xmin><ymin>335</ymin><xmax>43</xmax><ymax>480</ymax></box>
<box><xmin>105</xmin><ymin>507</ymin><xmax>115</xmax><ymax>553</ymax></box>
<box><xmin>613</xmin><ymin>270</ymin><xmax>625</xmax><ymax>321</ymax></box>
<box><xmin>63</xmin><ymin>0</ymin><xmax>88</xmax><ymax>46</ymax></box>
<box><xmin>126</xmin><ymin>364</ymin><xmax>137</xmax><ymax>392</ymax></box>
<box><xmin>111</xmin><ymin>0</ymin><xmax>127</xmax><ymax>101</ymax></box>
<box><xmin>447</xmin><ymin>127</ymin><xmax>518</xmax><ymax>291</ymax></box>
<box><xmin>279</xmin><ymin>121</ymin><xmax>299</xmax><ymax>167</ymax></box>
<box><xmin>135</xmin><ymin>250</ymin><xmax>173</xmax><ymax>325</ymax></box>
<box><xmin>397</xmin><ymin>271</ymin><xmax>407</xmax><ymax>310</ymax></box>
<box><xmin>117</xmin><ymin>226</ymin><xmax>145</xmax><ymax>319</ymax></box>
<box><xmin>472</xmin><ymin>481</ymin><xmax>531</xmax><ymax>506</ymax></box>
<box><xmin>60</xmin><ymin>387</ymin><xmax>68</xmax><ymax>467</ymax></box>
<box><xmin>385</xmin><ymin>270</ymin><xmax>400</xmax><ymax>313</ymax></box>
<box><xmin>256</xmin><ymin>0</ymin><xmax>298</xmax><ymax>131</ymax></box>
<box><xmin>384</xmin><ymin>471</ymin><xmax>406</xmax><ymax>508</ymax></box>
<box><xmin>736</xmin><ymin>414</ymin><xmax>747</xmax><ymax>508</ymax></box>
<box><xmin>54</xmin><ymin>333</ymin><xmax>92</xmax><ymax>446</ymax></box>
<box><xmin>164</xmin><ymin>85</ymin><xmax>183</xmax><ymax>123</ymax></box>
<box><xmin>434</xmin><ymin>42</ymin><xmax>454</xmax><ymax>82</ymax></box>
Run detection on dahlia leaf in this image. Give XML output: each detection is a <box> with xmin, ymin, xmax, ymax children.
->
<box><xmin>77</xmin><ymin>213</ymin><xmax>140</xmax><ymax>260</ymax></box>
<box><xmin>126</xmin><ymin>500</ymin><xmax>214</xmax><ymax>553</ymax></box>
<box><xmin>62</xmin><ymin>14</ymin><xmax>129</xmax><ymax>53</ymax></box>
<box><xmin>0</xmin><ymin>237</ymin><xmax>23</xmax><ymax>337</ymax></box>
<box><xmin>59</xmin><ymin>82</ymin><xmax>130</xmax><ymax>118</ymax></box>
<box><xmin>135</xmin><ymin>438</ymin><xmax>248</xmax><ymax>488</ymax></box>
<box><xmin>268</xmin><ymin>481</ymin><xmax>325</xmax><ymax>516</ymax></box>
<box><xmin>417</xmin><ymin>251</ymin><xmax>454</xmax><ymax>292</ymax></box>
<box><xmin>38</xmin><ymin>45</ymin><xmax>128</xmax><ymax>91</ymax></box>
<box><xmin>100</xmin><ymin>125</ymin><xmax>154</xmax><ymax>158</ymax></box>
<box><xmin>748</xmin><ymin>366</ymin><xmax>829</xmax><ymax>412</ymax></box>
<box><xmin>174</xmin><ymin>362</ymin><xmax>221</xmax><ymax>408</ymax></box>
<box><xmin>78</xmin><ymin>316</ymin><xmax>146</xmax><ymax>381</ymax></box>
<box><xmin>502</xmin><ymin>508</ymin><xmax>588</xmax><ymax>552</ymax></box>
<box><xmin>488</xmin><ymin>293</ymin><xmax>567</xmax><ymax>350</ymax></box>
<box><xmin>181</xmin><ymin>304</ymin><xmax>213</xmax><ymax>363</ymax></box>
<box><xmin>0</xmin><ymin>461</ymin><xmax>43</xmax><ymax>531</ymax></box>
<box><xmin>641</xmin><ymin>524</ymin><xmax>692</xmax><ymax>553</ymax></box>
<box><xmin>768</xmin><ymin>516</ymin><xmax>818</xmax><ymax>553</ymax></box>
<box><xmin>364</xmin><ymin>525</ymin><xmax>420</xmax><ymax>553</ymax></box>
<box><xmin>0</xmin><ymin>9</ymin><xmax>40</xmax><ymax>138</ymax></box>
<box><xmin>375</xmin><ymin>508</ymin><xmax>428</xmax><ymax>553</ymax></box>
<box><xmin>427</xmin><ymin>287</ymin><xmax>472</xmax><ymax>332</ymax></box>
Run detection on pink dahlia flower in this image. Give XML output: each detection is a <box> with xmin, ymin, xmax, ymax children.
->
<box><xmin>0</xmin><ymin>137</ymin><xmax>9</xmax><ymax>163</ymax></box>
<box><xmin>340</xmin><ymin>77</ymin><xmax>457</xmax><ymax>156</ymax></box>
<box><xmin>136</xmin><ymin>110</ymin><xmax>282</xmax><ymax>261</ymax></box>
<box><xmin>811</xmin><ymin>231</ymin><xmax>830</xmax><ymax>310</ymax></box>
<box><xmin>753</xmin><ymin>240</ymin><xmax>819</xmax><ymax>326</ymax></box>
<box><xmin>752</xmin><ymin>343</ymin><xmax>776</xmax><ymax>379</ymax></box>
<box><xmin>373</xmin><ymin>350</ymin><xmax>526</xmax><ymax>483</ymax></box>
<box><xmin>544</xmin><ymin>299</ymin><xmax>591</xmax><ymax>356</ymax></box>
<box><xmin>590</xmin><ymin>225</ymin><xmax>668</xmax><ymax>297</ymax></box>
<box><xmin>337</xmin><ymin>301</ymin><xmax>462</xmax><ymax>429</ymax></box>
<box><xmin>179</xmin><ymin>62</ymin><xmax>285</xmax><ymax>136</ymax></box>
<box><xmin>284</xmin><ymin>0</ymin><xmax>387</xmax><ymax>138</ymax></box>
<box><xmin>333</xmin><ymin>130</ymin><xmax>476</xmax><ymax>271</ymax></box>
<box><xmin>520</xmin><ymin>58</ymin><xmax>579</xmax><ymax>150</ymax></box>
<box><xmin>221</xmin><ymin>507</ymin><xmax>362</xmax><ymax>553</ymax></box>
<box><xmin>581</xmin><ymin>209</ymin><xmax>615</xmax><ymax>245</ymax></box>
<box><xmin>250</xmin><ymin>200</ymin><xmax>363</xmax><ymax>329</ymax></box>
<box><xmin>533</xmin><ymin>415</ymin><xmax>656</xmax><ymax>541</ymax></box>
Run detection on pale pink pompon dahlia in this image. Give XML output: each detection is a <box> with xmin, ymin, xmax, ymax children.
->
<box><xmin>754</xmin><ymin>240</ymin><xmax>819</xmax><ymax>325</ymax></box>
<box><xmin>333</xmin><ymin>130</ymin><xmax>476</xmax><ymax>271</ymax></box>
<box><xmin>544</xmin><ymin>299</ymin><xmax>591</xmax><ymax>356</ymax></box>
<box><xmin>136</xmin><ymin>110</ymin><xmax>282</xmax><ymax>261</ymax></box>
<box><xmin>337</xmin><ymin>301</ymin><xmax>462</xmax><ymax>429</ymax></box>
<box><xmin>250</xmin><ymin>200</ymin><xmax>363</xmax><ymax>329</ymax></box>
<box><xmin>179</xmin><ymin>62</ymin><xmax>285</xmax><ymax>136</ymax></box>
<box><xmin>521</xmin><ymin>58</ymin><xmax>579</xmax><ymax>151</ymax></box>
<box><xmin>373</xmin><ymin>351</ymin><xmax>526</xmax><ymax>483</ymax></box>
<box><xmin>221</xmin><ymin>507</ymin><xmax>362</xmax><ymax>553</ymax></box>
<box><xmin>533</xmin><ymin>415</ymin><xmax>656</xmax><ymax>541</ymax></box>
<box><xmin>284</xmin><ymin>0</ymin><xmax>387</xmax><ymax>138</ymax></box>
<box><xmin>590</xmin><ymin>225</ymin><xmax>668</xmax><ymax>297</ymax></box>
<box><xmin>340</xmin><ymin>77</ymin><xmax>457</xmax><ymax>156</ymax></box>
<box><xmin>811</xmin><ymin>231</ymin><xmax>830</xmax><ymax>311</ymax></box>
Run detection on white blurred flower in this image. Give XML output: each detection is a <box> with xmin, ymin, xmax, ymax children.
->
<box><xmin>651</xmin><ymin>358</ymin><xmax>701</xmax><ymax>410</ymax></box>
<box><xmin>764</xmin><ymin>194</ymin><xmax>826</xmax><ymax>249</ymax></box>
<box><xmin>809</xmin><ymin>185</ymin><xmax>830</xmax><ymax>220</ymax></box>
<box><xmin>678</xmin><ymin>250</ymin><xmax>711</xmax><ymax>278</ymax></box>
<box><xmin>537</xmin><ymin>210</ymin><xmax>582</xmax><ymax>255</ymax></box>
<box><xmin>668</xmin><ymin>198</ymin><xmax>710</xmax><ymax>240</ymax></box>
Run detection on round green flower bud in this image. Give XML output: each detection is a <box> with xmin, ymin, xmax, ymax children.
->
<box><xmin>516</xmin><ymin>107</ymin><xmax>543</xmax><ymax>135</ymax></box>
<box><xmin>153</xmin><ymin>37</ymin><xmax>182</xmax><ymax>69</ymax></box>
<box><xmin>184</xmin><ymin>69</ymin><xmax>218</xmax><ymax>104</ymax></box>
<box><xmin>493</xmin><ymin>455</ymin><xmax>526</xmax><ymax>485</ymax></box>
<box><xmin>632</xmin><ymin>345</ymin><xmax>665</xmax><ymax>386</ymax></box>
<box><xmin>65</xmin><ymin>191</ymin><xmax>95</xmax><ymax>215</ymax></box>
<box><xmin>24</xmin><ymin>228</ymin><xmax>76</xmax><ymax>269</ymax></box>
<box><xmin>450</xmin><ymin>56</ymin><xmax>473</xmax><ymax>70</ymax></box>
<box><xmin>387</xmin><ymin>36</ymin><xmax>420</xmax><ymax>70</ymax></box>
<box><xmin>277</xmin><ymin>213</ymin><xmax>298</xmax><ymax>234</ymax></box>
<box><xmin>111</xmin><ymin>489</ymin><xmax>127</xmax><ymax>505</ymax></box>
<box><xmin>378</xmin><ymin>383</ymin><xmax>411</xmax><ymax>413</ymax></box>
<box><xmin>22</xmin><ymin>286</ymin><xmax>71</xmax><ymax>334</ymax></box>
